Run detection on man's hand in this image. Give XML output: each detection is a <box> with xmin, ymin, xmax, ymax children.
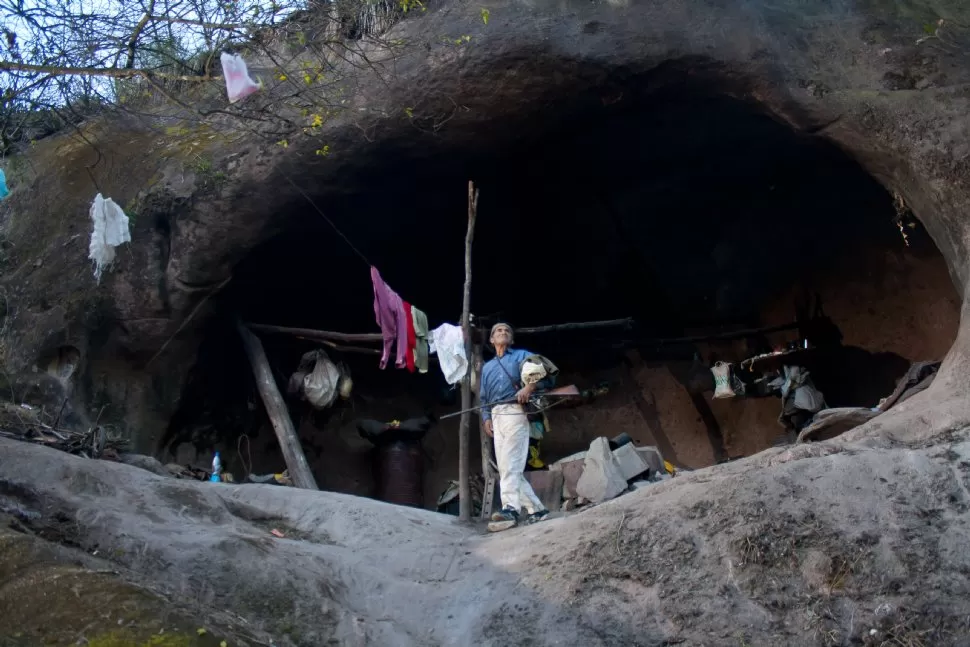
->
<box><xmin>516</xmin><ymin>383</ymin><xmax>536</xmax><ymax>404</ymax></box>
<box><xmin>483</xmin><ymin>419</ymin><xmax>493</xmax><ymax>437</ymax></box>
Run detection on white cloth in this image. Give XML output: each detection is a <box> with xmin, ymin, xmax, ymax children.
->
<box><xmin>220</xmin><ymin>52</ymin><xmax>261</xmax><ymax>103</ymax></box>
<box><xmin>492</xmin><ymin>404</ymin><xmax>544</xmax><ymax>514</ymax></box>
<box><xmin>429</xmin><ymin>323</ymin><xmax>468</xmax><ymax>385</ymax></box>
<box><xmin>88</xmin><ymin>193</ymin><xmax>131</xmax><ymax>283</ymax></box>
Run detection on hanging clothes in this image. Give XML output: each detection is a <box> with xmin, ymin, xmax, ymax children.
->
<box><xmin>370</xmin><ymin>267</ymin><xmax>409</xmax><ymax>369</ymax></box>
<box><xmin>411</xmin><ymin>306</ymin><xmax>429</xmax><ymax>374</ymax></box>
<box><xmin>402</xmin><ymin>301</ymin><xmax>417</xmax><ymax>373</ymax></box>
<box><xmin>429</xmin><ymin>323</ymin><xmax>468</xmax><ymax>384</ymax></box>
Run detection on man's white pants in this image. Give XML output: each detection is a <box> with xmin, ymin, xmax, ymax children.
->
<box><xmin>492</xmin><ymin>404</ymin><xmax>544</xmax><ymax>514</ymax></box>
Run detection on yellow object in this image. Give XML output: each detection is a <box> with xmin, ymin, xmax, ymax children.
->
<box><xmin>196</xmin><ymin>628</ymin><xmax>206</xmax><ymax>636</ymax></box>
<box><xmin>527</xmin><ymin>444</ymin><xmax>545</xmax><ymax>469</ymax></box>
<box><xmin>664</xmin><ymin>460</ymin><xmax>676</xmax><ymax>474</ymax></box>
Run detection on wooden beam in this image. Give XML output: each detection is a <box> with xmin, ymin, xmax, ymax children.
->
<box><xmin>645</xmin><ymin>322</ymin><xmax>799</xmax><ymax>345</ymax></box>
<box><xmin>247</xmin><ymin>322</ymin><xmax>383</xmax><ymax>344</ymax></box>
<box><xmin>516</xmin><ymin>318</ymin><xmax>634</xmax><ymax>334</ymax></box>
<box><xmin>236</xmin><ymin>319</ymin><xmax>319</xmax><ymax>491</ymax></box>
<box><xmin>458</xmin><ymin>181</ymin><xmax>479</xmax><ymax>522</ymax></box>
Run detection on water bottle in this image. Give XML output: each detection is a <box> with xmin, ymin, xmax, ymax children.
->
<box><xmin>211</xmin><ymin>451</ymin><xmax>222</xmax><ymax>483</ymax></box>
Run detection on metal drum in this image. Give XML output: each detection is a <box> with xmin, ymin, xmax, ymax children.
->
<box><xmin>375</xmin><ymin>441</ymin><xmax>424</xmax><ymax>507</ymax></box>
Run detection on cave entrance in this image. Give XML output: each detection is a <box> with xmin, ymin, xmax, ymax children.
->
<box><xmin>164</xmin><ymin>67</ymin><xmax>960</xmax><ymax>510</ymax></box>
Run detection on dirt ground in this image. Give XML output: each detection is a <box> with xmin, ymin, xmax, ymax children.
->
<box><xmin>2</xmin><ymin>380</ymin><xmax>970</xmax><ymax>646</ymax></box>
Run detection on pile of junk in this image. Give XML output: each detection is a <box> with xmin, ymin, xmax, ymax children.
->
<box><xmin>437</xmin><ymin>432</ymin><xmax>679</xmax><ymax>518</ymax></box>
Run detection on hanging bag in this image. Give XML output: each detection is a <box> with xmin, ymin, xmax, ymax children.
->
<box><xmin>711</xmin><ymin>361</ymin><xmax>737</xmax><ymax>399</ymax></box>
<box><xmin>220</xmin><ymin>52</ymin><xmax>261</xmax><ymax>104</ymax></box>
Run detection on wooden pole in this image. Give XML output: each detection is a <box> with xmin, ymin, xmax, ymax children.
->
<box><xmin>247</xmin><ymin>322</ymin><xmax>383</xmax><ymax>344</ymax></box>
<box><xmin>236</xmin><ymin>319</ymin><xmax>319</xmax><ymax>490</ymax></box>
<box><xmin>515</xmin><ymin>318</ymin><xmax>635</xmax><ymax>334</ymax></box>
<box><xmin>473</xmin><ymin>342</ymin><xmax>494</xmax><ymax>478</ymax></box>
<box><xmin>458</xmin><ymin>181</ymin><xmax>479</xmax><ymax>522</ymax></box>
<box><xmin>474</xmin><ymin>340</ymin><xmax>498</xmax><ymax>518</ymax></box>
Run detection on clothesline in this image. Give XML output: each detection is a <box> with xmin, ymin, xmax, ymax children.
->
<box><xmin>246</xmin><ymin>317</ymin><xmax>636</xmax><ymax>344</ymax></box>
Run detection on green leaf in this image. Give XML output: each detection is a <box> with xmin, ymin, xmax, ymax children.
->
<box><xmin>481</xmin><ymin>8</ymin><xmax>490</xmax><ymax>24</ymax></box>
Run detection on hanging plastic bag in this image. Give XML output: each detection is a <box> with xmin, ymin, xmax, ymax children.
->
<box><xmin>293</xmin><ymin>349</ymin><xmax>342</xmax><ymax>409</ymax></box>
<box><xmin>711</xmin><ymin>362</ymin><xmax>736</xmax><ymax>399</ymax></box>
<box><xmin>88</xmin><ymin>193</ymin><xmax>131</xmax><ymax>283</ymax></box>
<box><xmin>0</xmin><ymin>169</ymin><xmax>9</xmax><ymax>200</ymax></box>
<box><xmin>220</xmin><ymin>52</ymin><xmax>261</xmax><ymax>104</ymax></box>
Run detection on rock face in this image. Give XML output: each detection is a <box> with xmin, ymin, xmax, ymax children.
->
<box><xmin>0</xmin><ymin>0</ymin><xmax>969</xmax><ymax>454</ymax></box>
<box><xmin>2</xmin><ymin>422</ymin><xmax>969</xmax><ymax>646</ymax></box>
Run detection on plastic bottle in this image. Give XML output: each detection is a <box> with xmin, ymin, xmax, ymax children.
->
<box><xmin>211</xmin><ymin>451</ymin><xmax>222</xmax><ymax>483</ymax></box>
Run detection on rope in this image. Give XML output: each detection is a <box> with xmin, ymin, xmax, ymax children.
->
<box><xmin>237</xmin><ymin>434</ymin><xmax>253</xmax><ymax>479</ymax></box>
<box><xmin>280</xmin><ymin>171</ymin><xmax>373</xmax><ymax>268</ymax></box>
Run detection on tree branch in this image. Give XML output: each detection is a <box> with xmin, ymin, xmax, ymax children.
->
<box><xmin>0</xmin><ymin>59</ymin><xmax>216</xmax><ymax>82</ymax></box>
<box><xmin>126</xmin><ymin>1</ymin><xmax>157</xmax><ymax>69</ymax></box>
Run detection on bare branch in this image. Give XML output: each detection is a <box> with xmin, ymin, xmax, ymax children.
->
<box><xmin>126</xmin><ymin>1</ymin><xmax>157</xmax><ymax>69</ymax></box>
<box><xmin>0</xmin><ymin>59</ymin><xmax>216</xmax><ymax>82</ymax></box>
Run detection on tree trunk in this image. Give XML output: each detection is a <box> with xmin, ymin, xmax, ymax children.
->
<box><xmin>236</xmin><ymin>319</ymin><xmax>319</xmax><ymax>491</ymax></box>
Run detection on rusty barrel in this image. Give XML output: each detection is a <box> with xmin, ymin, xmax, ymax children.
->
<box><xmin>375</xmin><ymin>440</ymin><xmax>424</xmax><ymax>507</ymax></box>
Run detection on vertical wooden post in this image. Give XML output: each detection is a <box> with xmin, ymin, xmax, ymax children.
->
<box><xmin>474</xmin><ymin>340</ymin><xmax>499</xmax><ymax>520</ymax></box>
<box><xmin>458</xmin><ymin>181</ymin><xmax>479</xmax><ymax>521</ymax></box>
<box><xmin>236</xmin><ymin>319</ymin><xmax>319</xmax><ymax>491</ymax></box>
<box><xmin>473</xmin><ymin>342</ymin><xmax>493</xmax><ymax>478</ymax></box>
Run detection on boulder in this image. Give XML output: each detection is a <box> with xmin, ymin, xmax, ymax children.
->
<box><xmin>612</xmin><ymin>443</ymin><xmax>650</xmax><ymax>481</ymax></box>
<box><xmin>636</xmin><ymin>446</ymin><xmax>666</xmax><ymax>475</ymax></box>
<box><xmin>559</xmin><ymin>458</ymin><xmax>586</xmax><ymax>499</ymax></box>
<box><xmin>576</xmin><ymin>437</ymin><xmax>628</xmax><ymax>503</ymax></box>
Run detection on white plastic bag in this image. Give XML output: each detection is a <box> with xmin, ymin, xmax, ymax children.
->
<box><xmin>88</xmin><ymin>193</ymin><xmax>131</xmax><ymax>283</ymax></box>
<box><xmin>293</xmin><ymin>350</ymin><xmax>341</xmax><ymax>409</ymax></box>
<box><xmin>711</xmin><ymin>362</ymin><xmax>736</xmax><ymax>399</ymax></box>
<box><xmin>220</xmin><ymin>52</ymin><xmax>261</xmax><ymax>104</ymax></box>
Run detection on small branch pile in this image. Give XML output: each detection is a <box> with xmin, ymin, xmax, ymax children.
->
<box><xmin>0</xmin><ymin>402</ymin><xmax>127</xmax><ymax>459</ymax></box>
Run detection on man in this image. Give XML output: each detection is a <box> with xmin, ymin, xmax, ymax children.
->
<box><xmin>480</xmin><ymin>322</ymin><xmax>553</xmax><ymax>529</ymax></box>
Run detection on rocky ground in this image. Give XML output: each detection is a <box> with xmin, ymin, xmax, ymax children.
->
<box><xmin>2</xmin><ymin>386</ymin><xmax>969</xmax><ymax>647</ymax></box>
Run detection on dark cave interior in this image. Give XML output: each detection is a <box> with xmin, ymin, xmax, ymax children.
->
<box><xmin>164</xmin><ymin>70</ymin><xmax>957</xmax><ymax>493</ymax></box>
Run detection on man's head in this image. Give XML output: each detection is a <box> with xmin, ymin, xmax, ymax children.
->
<box><xmin>490</xmin><ymin>322</ymin><xmax>514</xmax><ymax>349</ymax></box>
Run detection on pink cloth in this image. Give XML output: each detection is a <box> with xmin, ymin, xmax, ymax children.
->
<box><xmin>370</xmin><ymin>266</ymin><xmax>409</xmax><ymax>369</ymax></box>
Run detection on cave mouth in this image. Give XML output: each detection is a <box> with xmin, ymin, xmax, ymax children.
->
<box><xmin>165</xmin><ymin>67</ymin><xmax>960</xmax><ymax>506</ymax></box>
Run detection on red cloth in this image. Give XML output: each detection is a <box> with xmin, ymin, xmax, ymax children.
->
<box><xmin>402</xmin><ymin>301</ymin><xmax>417</xmax><ymax>373</ymax></box>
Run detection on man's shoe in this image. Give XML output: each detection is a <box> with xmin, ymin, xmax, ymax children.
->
<box><xmin>487</xmin><ymin>507</ymin><xmax>519</xmax><ymax>532</ymax></box>
<box><xmin>490</xmin><ymin>507</ymin><xmax>519</xmax><ymax>523</ymax></box>
<box><xmin>526</xmin><ymin>509</ymin><xmax>550</xmax><ymax>524</ymax></box>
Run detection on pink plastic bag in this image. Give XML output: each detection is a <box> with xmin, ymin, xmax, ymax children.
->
<box><xmin>220</xmin><ymin>52</ymin><xmax>260</xmax><ymax>104</ymax></box>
